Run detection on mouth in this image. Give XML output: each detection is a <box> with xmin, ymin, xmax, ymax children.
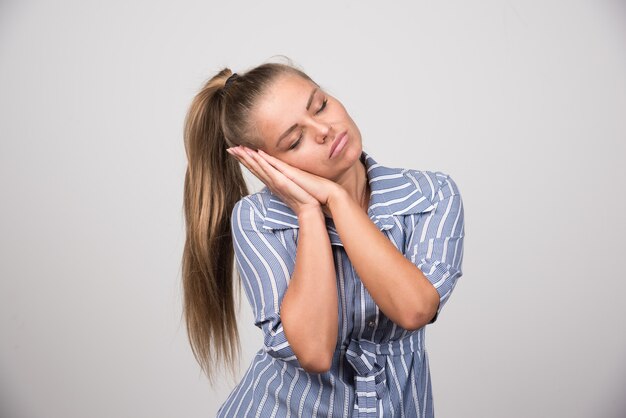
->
<box><xmin>329</xmin><ymin>130</ymin><xmax>348</xmax><ymax>158</ymax></box>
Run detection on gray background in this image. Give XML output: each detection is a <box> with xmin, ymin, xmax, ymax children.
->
<box><xmin>1</xmin><ymin>0</ymin><xmax>625</xmax><ymax>417</ymax></box>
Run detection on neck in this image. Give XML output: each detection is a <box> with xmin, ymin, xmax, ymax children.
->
<box><xmin>352</xmin><ymin>158</ymin><xmax>370</xmax><ymax>211</ymax></box>
<box><xmin>324</xmin><ymin>156</ymin><xmax>370</xmax><ymax>217</ymax></box>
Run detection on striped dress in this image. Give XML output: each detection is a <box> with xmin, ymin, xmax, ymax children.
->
<box><xmin>217</xmin><ymin>149</ymin><xmax>465</xmax><ymax>418</ymax></box>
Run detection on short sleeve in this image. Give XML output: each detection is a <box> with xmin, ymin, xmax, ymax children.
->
<box><xmin>230</xmin><ymin>196</ymin><xmax>304</xmax><ymax>370</ymax></box>
<box><xmin>404</xmin><ymin>173</ymin><xmax>465</xmax><ymax>324</ymax></box>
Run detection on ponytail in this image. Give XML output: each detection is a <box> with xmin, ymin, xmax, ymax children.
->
<box><xmin>181</xmin><ymin>60</ymin><xmax>316</xmax><ymax>385</ymax></box>
<box><xmin>181</xmin><ymin>69</ymin><xmax>248</xmax><ymax>385</ymax></box>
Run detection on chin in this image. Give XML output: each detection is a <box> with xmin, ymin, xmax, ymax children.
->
<box><xmin>345</xmin><ymin>142</ymin><xmax>363</xmax><ymax>163</ymax></box>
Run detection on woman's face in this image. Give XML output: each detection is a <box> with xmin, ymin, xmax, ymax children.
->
<box><xmin>249</xmin><ymin>73</ymin><xmax>363</xmax><ymax>181</ymax></box>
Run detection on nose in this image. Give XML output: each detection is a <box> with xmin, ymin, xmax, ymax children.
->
<box><xmin>312</xmin><ymin>120</ymin><xmax>331</xmax><ymax>144</ymax></box>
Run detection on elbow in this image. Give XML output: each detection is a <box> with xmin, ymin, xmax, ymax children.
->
<box><xmin>401</xmin><ymin>291</ymin><xmax>440</xmax><ymax>331</ymax></box>
<box><xmin>402</xmin><ymin>307</ymin><xmax>438</xmax><ymax>330</ymax></box>
<box><xmin>283</xmin><ymin>321</ymin><xmax>336</xmax><ymax>374</ymax></box>
<box><xmin>296</xmin><ymin>340</ymin><xmax>334</xmax><ymax>373</ymax></box>
<box><xmin>299</xmin><ymin>352</ymin><xmax>333</xmax><ymax>374</ymax></box>
<box><xmin>400</xmin><ymin>311</ymin><xmax>431</xmax><ymax>331</ymax></box>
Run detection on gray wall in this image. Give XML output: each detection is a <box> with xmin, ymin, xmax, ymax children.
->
<box><xmin>1</xmin><ymin>0</ymin><xmax>625</xmax><ymax>417</ymax></box>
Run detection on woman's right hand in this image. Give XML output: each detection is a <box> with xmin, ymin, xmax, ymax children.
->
<box><xmin>227</xmin><ymin>146</ymin><xmax>322</xmax><ymax>217</ymax></box>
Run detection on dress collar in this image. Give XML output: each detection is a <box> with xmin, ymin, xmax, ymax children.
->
<box><xmin>260</xmin><ymin>149</ymin><xmax>436</xmax><ymax>245</ymax></box>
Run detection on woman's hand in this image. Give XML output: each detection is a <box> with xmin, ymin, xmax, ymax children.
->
<box><xmin>227</xmin><ymin>145</ymin><xmax>340</xmax><ymax>217</ymax></box>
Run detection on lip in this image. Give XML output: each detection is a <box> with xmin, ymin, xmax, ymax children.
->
<box><xmin>329</xmin><ymin>130</ymin><xmax>348</xmax><ymax>158</ymax></box>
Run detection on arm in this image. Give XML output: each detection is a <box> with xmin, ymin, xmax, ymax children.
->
<box><xmin>405</xmin><ymin>175</ymin><xmax>465</xmax><ymax>325</ymax></box>
<box><xmin>231</xmin><ymin>197</ymin><xmax>337</xmax><ymax>373</ymax></box>
<box><xmin>326</xmin><ymin>189</ymin><xmax>439</xmax><ymax>330</ymax></box>
<box><xmin>280</xmin><ymin>207</ymin><xmax>338</xmax><ymax>373</ymax></box>
<box><xmin>326</xmin><ymin>174</ymin><xmax>464</xmax><ymax>330</ymax></box>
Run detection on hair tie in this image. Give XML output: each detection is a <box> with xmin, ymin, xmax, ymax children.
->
<box><xmin>225</xmin><ymin>73</ymin><xmax>238</xmax><ymax>88</ymax></box>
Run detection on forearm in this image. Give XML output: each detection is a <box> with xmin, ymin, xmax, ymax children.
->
<box><xmin>327</xmin><ymin>189</ymin><xmax>439</xmax><ymax>330</ymax></box>
<box><xmin>280</xmin><ymin>207</ymin><xmax>338</xmax><ymax>373</ymax></box>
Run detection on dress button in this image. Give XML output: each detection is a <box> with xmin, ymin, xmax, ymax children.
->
<box><xmin>368</xmin><ymin>320</ymin><xmax>376</xmax><ymax>327</ymax></box>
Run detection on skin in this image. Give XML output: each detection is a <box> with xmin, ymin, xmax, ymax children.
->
<box><xmin>226</xmin><ymin>74</ymin><xmax>440</xmax><ymax>373</ymax></box>
<box><xmin>233</xmin><ymin>73</ymin><xmax>370</xmax><ymax>218</ymax></box>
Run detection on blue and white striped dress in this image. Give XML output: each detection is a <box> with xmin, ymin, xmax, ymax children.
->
<box><xmin>217</xmin><ymin>150</ymin><xmax>465</xmax><ymax>418</ymax></box>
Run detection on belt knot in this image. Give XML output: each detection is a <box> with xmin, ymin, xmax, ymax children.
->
<box><xmin>344</xmin><ymin>332</ymin><xmax>422</xmax><ymax>417</ymax></box>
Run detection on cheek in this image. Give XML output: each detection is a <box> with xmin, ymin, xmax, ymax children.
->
<box><xmin>283</xmin><ymin>156</ymin><xmax>309</xmax><ymax>170</ymax></box>
<box><xmin>291</xmin><ymin>159</ymin><xmax>322</xmax><ymax>176</ymax></box>
<box><xmin>331</xmin><ymin>99</ymin><xmax>348</xmax><ymax>115</ymax></box>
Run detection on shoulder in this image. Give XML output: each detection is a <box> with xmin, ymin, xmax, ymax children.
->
<box><xmin>365</xmin><ymin>150</ymin><xmax>460</xmax><ymax>205</ymax></box>
<box><xmin>229</xmin><ymin>190</ymin><xmax>273</xmax><ymax>240</ymax></box>
<box><xmin>230</xmin><ymin>188</ymin><xmax>273</xmax><ymax>220</ymax></box>
<box><xmin>401</xmin><ymin>168</ymin><xmax>462</xmax><ymax>204</ymax></box>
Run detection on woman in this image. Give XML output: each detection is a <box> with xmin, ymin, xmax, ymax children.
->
<box><xmin>181</xmin><ymin>60</ymin><xmax>465</xmax><ymax>417</ymax></box>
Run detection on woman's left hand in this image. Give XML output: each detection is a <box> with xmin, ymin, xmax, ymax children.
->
<box><xmin>229</xmin><ymin>146</ymin><xmax>341</xmax><ymax>213</ymax></box>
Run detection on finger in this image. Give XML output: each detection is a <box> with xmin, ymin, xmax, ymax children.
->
<box><xmin>238</xmin><ymin>146</ymin><xmax>292</xmax><ymax>194</ymax></box>
<box><xmin>238</xmin><ymin>147</ymin><xmax>273</xmax><ymax>180</ymax></box>
<box><xmin>242</xmin><ymin>147</ymin><xmax>316</xmax><ymax>204</ymax></box>
<box><xmin>228</xmin><ymin>148</ymin><xmax>254</xmax><ymax>172</ymax></box>
<box><xmin>245</xmin><ymin>149</ymin><xmax>299</xmax><ymax>197</ymax></box>
<box><xmin>257</xmin><ymin>149</ymin><xmax>290</xmax><ymax>170</ymax></box>
<box><xmin>249</xmin><ymin>148</ymin><xmax>288</xmax><ymax>184</ymax></box>
<box><xmin>256</xmin><ymin>152</ymin><xmax>323</xmax><ymax>200</ymax></box>
<box><xmin>230</xmin><ymin>148</ymin><xmax>267</xmax><ymax>182</ymax></box>
<box><xmin>256</xmin><ymin>149</ymin><xmax>335</xmax><ymax>206</ymax></box>
<box><xmin>257</xmin><ymin>149</ymin><xmax>307</xmax><ymax>182</ymax></box>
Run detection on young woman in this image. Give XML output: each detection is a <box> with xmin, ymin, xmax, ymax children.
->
<box><xmin>181</xmin><ymin>60</ymin><xmax>465</xmax><ymax>417</ymax></box>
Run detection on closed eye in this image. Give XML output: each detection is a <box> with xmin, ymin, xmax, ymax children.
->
<box><xmin>288</xmin><ymin>132</ymin><xmax>303</xmax><ymax>150</ymax></box>
<box><xmin>316</xmin><ymin>98</ymin><xmax>328</xmax><ymax>115</ymax></box>
<box><xmin>288</xmin><ymin>98</ymin><xmax>328</xmax><ymax>150</ymax></box>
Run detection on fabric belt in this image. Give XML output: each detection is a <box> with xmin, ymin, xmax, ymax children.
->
<box><xmin>345</xmin><ymin>331</ymin><xmax>423</xmax><ymax>418</ymax></box>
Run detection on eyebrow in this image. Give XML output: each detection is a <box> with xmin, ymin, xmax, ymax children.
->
<box><xmin>275</xmin><ymin>87</ymin><xmax>318</xmax><ymax>149</ymax></box>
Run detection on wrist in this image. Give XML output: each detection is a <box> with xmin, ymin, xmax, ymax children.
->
<box><xmin>326</xmin><ymin>186</ymin><xmax>349</xmax><ymax>214</ymax></box>
<box><xmin>296</xmin><ymin>205</ymin><xmax>324</xmax><ymax>221</ymax></box>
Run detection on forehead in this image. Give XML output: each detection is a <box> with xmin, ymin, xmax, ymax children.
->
<box><xmin>251</xmin><ymin>74</ymin><xmax>317</xmax><ymax>143</ymax></box>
